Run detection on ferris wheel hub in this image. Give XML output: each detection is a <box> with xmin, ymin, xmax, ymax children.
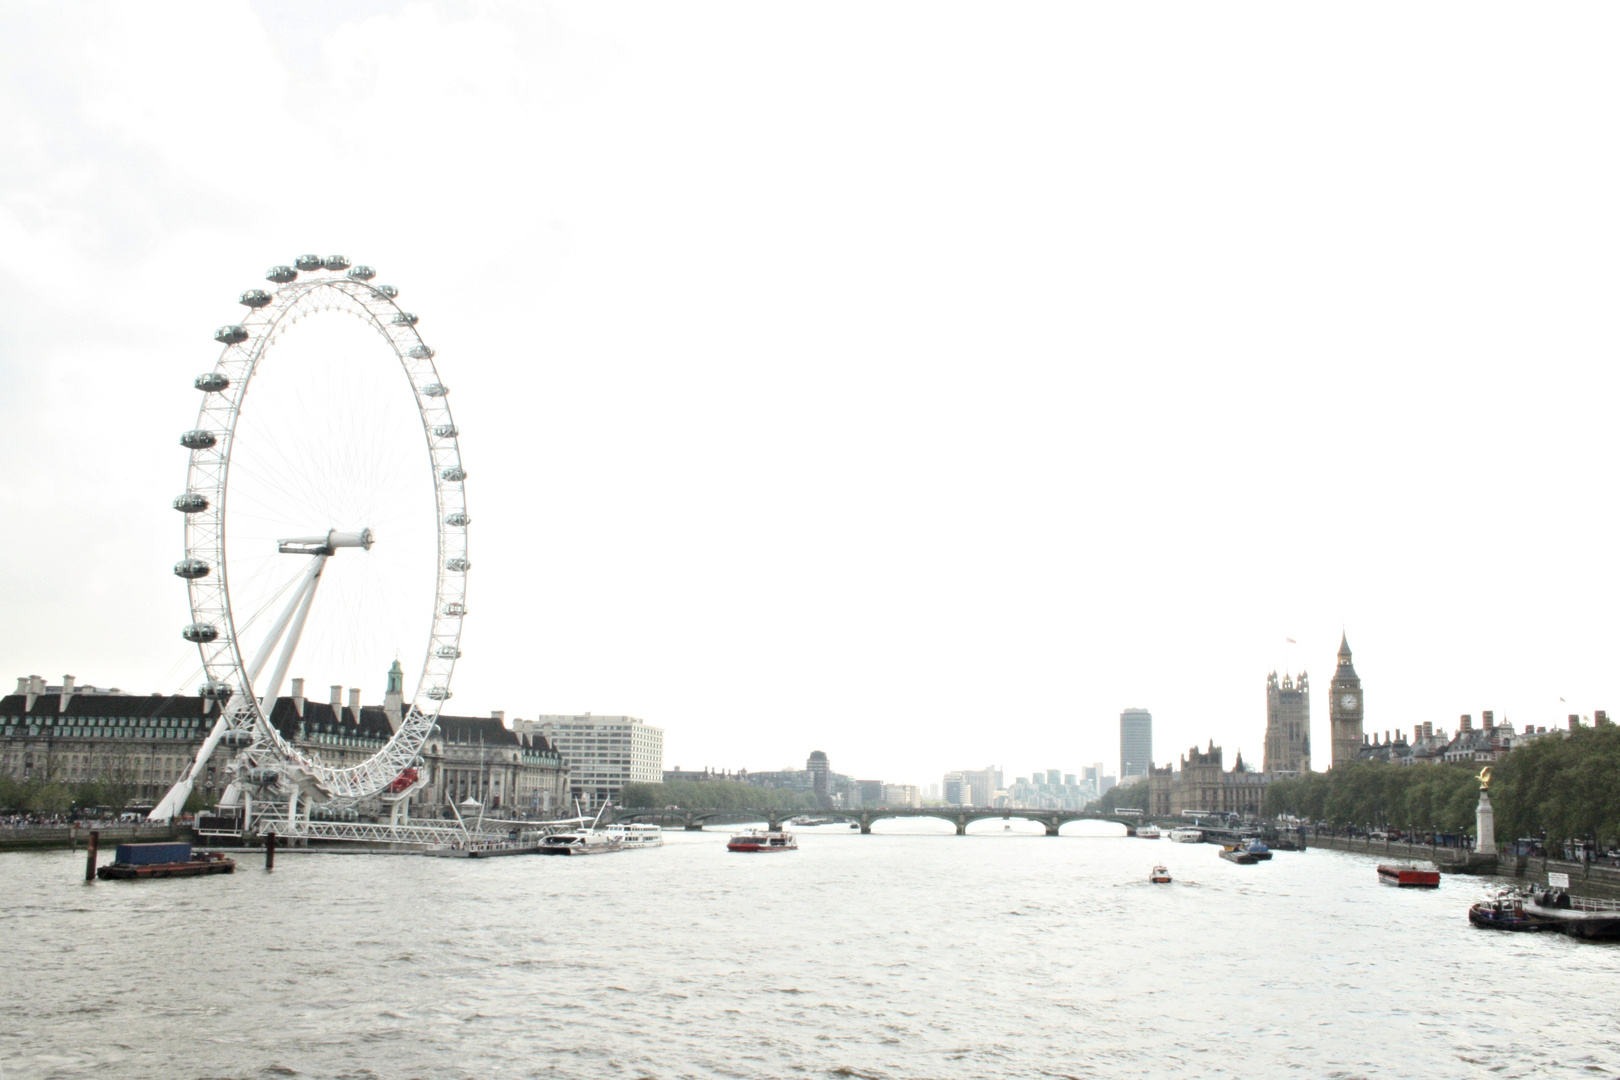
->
<box><xmin>276</xmin><ymin>527</ymin><xmax>375</xmax><ymax>555</ymax></box>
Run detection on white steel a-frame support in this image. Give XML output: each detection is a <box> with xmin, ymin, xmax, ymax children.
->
<box><xmin>151</xmin><ymin>544</ymin><xmax>339</xmax><ymax>821</ymax></box>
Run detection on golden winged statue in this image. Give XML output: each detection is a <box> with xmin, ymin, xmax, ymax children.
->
<box><xmin>1477</xmin><ymin>765</ymin><xmax>1492</xmax><ymax>790</ymax></box>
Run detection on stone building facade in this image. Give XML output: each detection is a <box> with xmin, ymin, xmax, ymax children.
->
<box><xmin>1263</xmin><ymin>671</ymin><xmax>1310</xmax><ymax>774</ymax></box>
<box><xmin>1144</xmin><ymin>742</ymin><xmax>1271</xmax><ymax>818</ymax></box>
<box><xmin>1</xmin><ymin>673</ymin><xmax>568</xmax><ymax>817</ymax></box>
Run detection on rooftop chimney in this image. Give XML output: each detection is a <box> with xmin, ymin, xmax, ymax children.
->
<box><xmin>1482</xmin><ymin>710</ymin><xmax>1494</xmax><ymax>729</ymax></box>
<box><xmin>23</xmin><ymin>675</ymin><xmax>40</xmax><ymax>713</ymax></box>
<box><xmin>291</xmin><ymin>678</ymin><xmax>306</xmax><ymax>717</ymax></box>
<box><xmin>331</xmin><ymin>685</ymin><xmax>343</xmax><ymax>713</ymax></box>
<box><xmin>1460</xmin><ymin>714</ymin><xmax>1472</xmax><ymax>732</ymax></box>
<box><xmin>491</xmin><ymin>710</ymin><xmax>505</xmax><ymax>724</ymax></box>
<box><xmin>1597</xmin><ymin>710</ymin><xmax>1609</xmax><ymax>726</ymax></box>
<box><xmin>59</xmin><ymin>675</ymin><xmax>76</xmax><ymax>714</ymax></box>
<box><xmin>1423</xmin><ymin>721</ymin><xmax>1433</xmax><ymax>739</ymax></box>
<box><xmin>348</xmin><ymin>687</ymin><xmax>361</xmax><ymax>722</ymax></box>
<box><xmin>1569</xmin><ymin>714</ymin><xmax>1580</xmax><ymax>731</ymax></box>
<box><xmin>15</xmin><ymin>677</ymin><xmax>25</xmax><ymax>695</ymax></box>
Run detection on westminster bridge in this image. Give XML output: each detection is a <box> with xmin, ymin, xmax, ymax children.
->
<box><xmin>607</xmin><ymin>805</ymin><xmax>1146</xmax><ymax>836</ymax></box>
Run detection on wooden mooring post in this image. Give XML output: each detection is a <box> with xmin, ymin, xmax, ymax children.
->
<box><xmin>265</xmin><ymin>830</ymin><xmax>276</xmax><ymax>871</ymax></box>
<box><xmin>84</xmin><ymin>829</ymin><xmax>99</xmax><ymax>882</ymax></box>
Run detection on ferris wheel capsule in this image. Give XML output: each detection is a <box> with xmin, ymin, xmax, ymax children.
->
<box><xmin>348</xmin><ymin>265</ymin><xmax>376</xmax><ymax>281</ymax></box>
<box><xmin>245</xmin><ymin>767</ymin><xmax>281</xmax><ymax>787</ymax></box>
<box><xmin>445</xmin><ymin>558</ymin><xmax>470</xmax><ymax>572</ymax></box>
<box><xmin>214</xmin><ymin>325</ymin><xmax>248</xmax><ymax>345</ymax></box>
<box><xmin>198</xmin><ymin>679</ymin><xmax>234</xmax><ymax>700</ymax></box>
<box><xmin>174</xmin><ymin>558</ymin><xmax>211</xmax><ymax>579</ymax></box>
<box><xmin>221</xmin><ymin>729</ymin><xmax>253</xmax><ymax>749</ymax></box>
<box><xmin>194</xmin><ymin>372</ymin><xmax>230</xmax><ymax>392</ymax></box>
<box><xmin>444</xmin><ymin>512</ymin><xmax>469</xmax><ymax>527</ymax></box>
<box><xmin>391</xmin><ymin>312</ymin><xmax>417</xmax><ymax>326</ymax></box>
<box><xmin>432</xmin><ymin>423</ymin><xmax>457</xmax><ymax>438</ymax></box>
<box><xmin>425</xmin><ymin>686</ymin><xmax>452</xmax><ymax>701</ymax></box>
<box><xmin>442</xmin><ymin>602</ymin><xmax>467</xmax><ymax>617</ymax></box>
<box><xmin>374</xmin><ymin>284</ymin><xmax>399</xmax><ymax>299</ymax></box>
<box><xmin>408</xmin><ymin>345</ymin><xmax>435</xmax><ymax>359</ymax></box>
<box><xmin>182</xmin><ymin>623</ymin><xmax>220</xmax><ymax>643</ymax></box>
<box><xmin>440</xmin><ymin>467</ymin><xmax>466</xmax><ymax>482</ymax></box>
<box><xmin>323</xmin><ymin>255</ymin><xmax>350</xmax><ymax>271</ymax></box>
<box><xmin>173</xmin><ymin>492</ymin><xmax>209</xmax><ymax>513</ymax></box>
<box><xmin>266</xmin><ymin>265</ymin><xmax>297</xmax><ymax>283</ymax></box>
<box><xmin>238</xmin><ymin>289</ymin><xmax>272</xmax><ymax>308</ymax></box>
<box><xmin>294</xmin><ymin>254</ymin><xmax>324</xmax><ymax>272</ymax></box>
<box><xmin>437</xmin><ymin>645</ymin><xmax>462</xmax><ymax>659</ymax></box>
<box><xmin>421</xmin><ymin>383</ymin><xmax>447</xmax><ymax>397</ymax></box>
<box><xmin>180</xmin><ymin>430</ymin><xmax>218</xmax><ymax>450</ymax></box>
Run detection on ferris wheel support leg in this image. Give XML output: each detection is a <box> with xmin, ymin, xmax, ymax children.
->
<box><xmin>257</xmin><ymin>554</ymin><xmax>328</xmax><ymax>708</ymax></box>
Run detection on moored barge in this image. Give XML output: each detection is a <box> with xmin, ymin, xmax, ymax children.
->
<box><xmin>1378</xmin><ymin>862</ymin><xmax>1441</xmax><ymax>888</ymax></box>
<box><xmin>96</xmin><ymin>843</ymin><xmax>236</xmax><ymax>880</ymax></box>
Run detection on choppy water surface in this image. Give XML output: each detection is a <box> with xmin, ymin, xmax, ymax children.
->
<box><xmin>3</xmin><ymin>821</ymin><xmax>1618</xmax><ymax>1079</ymax></box>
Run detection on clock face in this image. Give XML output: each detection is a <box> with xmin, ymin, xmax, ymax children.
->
<box><xmin>1339</xmin><ymin>694</ymin><xmax>1358</xmax><ymax>711</ymax></box>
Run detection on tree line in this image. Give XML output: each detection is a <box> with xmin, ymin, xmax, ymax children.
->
<box><xmin>1266</xmin><ymin>725</ymin><xmax>1620</xmax><ymax>844</ymax></box>
<box><xmin>620</xmin><ymin>779</ymin><xmax>821</xmax><ymax>812</ymax></box>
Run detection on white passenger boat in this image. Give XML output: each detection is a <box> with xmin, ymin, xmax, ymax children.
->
<box><xmin>537</xmin><ymin>830</ymin><xmax>623</xmax><ymax>855</ymax></box>
<box><xmin>1168</xmin><ymin>828</ymin><xmax>1203</xmax><ymax>843</ymax></box>
<box><xmin>605</xmin><ymin>823</ymin><xmax>665</xmax><ymax>849</ymax></box>
<box><xmin>1136</xmin><ymin>825</ymin><xmax>1161</xmax><ymax>839</ymax></box>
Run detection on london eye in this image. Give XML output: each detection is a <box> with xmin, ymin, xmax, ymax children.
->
<box><xmin>150</xmin><ymin>255</ymin><xmax>468</xmax><ymax>825</ymax></box>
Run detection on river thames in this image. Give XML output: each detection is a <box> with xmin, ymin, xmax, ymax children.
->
<box><xmin>3</xmin><ymin>821</ymin><xmax>1617</xmax><ymax>1079</ymax></box>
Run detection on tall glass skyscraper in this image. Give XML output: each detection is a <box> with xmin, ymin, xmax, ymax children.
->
<box><xmin>1120</xmin><ymin>707</ymin><xmax>1153</xmax><ymax>780</ymax></box>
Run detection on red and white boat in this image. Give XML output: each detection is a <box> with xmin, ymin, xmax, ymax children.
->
<box><xmin>1377</xmin><ymin>862</ymin><xmax>1440</xmax><ymax>888</ymax></box>
<box><xmin>727</xmin><ymin>828</ymin><xmax>798</xmax><ymax>852</ymax></box>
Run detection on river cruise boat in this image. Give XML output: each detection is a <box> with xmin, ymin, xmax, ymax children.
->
<box><xmin>605</xmin><ymin>824</ymin><xmax>665</xmax><ymax>849</ymax></box>
<box><xmin>1168</xmin><ymin>828</ymin><xmax>1203</xmax><ymax>844</ymax></box>
<box><xmin>727</xmin><ymin>828</ymin><xmax>798</xmax><ymax>852</ymax></box>
<box><xmin>1219</xmin><ymin>845</ymin><xmax>1258</xmax><ymax>865</ymax></box>
<box><xmin>537</xmin><ymin>830</ymin><xmax>623</xmax><ymax>856</ymax></box>
<box><xmin>1377</xmin><ymin>862</ymin><xmax>1440</xmax><ymax>888</ymax></box>
<box><xmin>1136</xmin><ymin>825</ymin><xmax>1161</xmax><ymax>839</ymax></box>
<box><xmin>96</xmin><ymin>842</ymin><xmax>235</xmax><ymax>880</ymax></box>
<box><xmin>1149</xmin><ymin>865</ymin><xmax>1172</xmax><ymax>883</ymax></box>
<box><xmin>1526</xmin><ymin>886</ymin><xmax>1620</xmax><ymax>940</ymax></box>
<box><xmin>1469</xmin><ymin>889</ymin><xmax>1553</xmax><ymax>932</ymax></box>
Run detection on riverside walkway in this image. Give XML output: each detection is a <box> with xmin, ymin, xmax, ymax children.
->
<box><xmin>609</xmin><ymin>805</ymin><xmax>1145</xmax><ymax>835</ymax></box>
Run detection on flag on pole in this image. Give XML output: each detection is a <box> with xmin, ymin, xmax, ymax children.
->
<box><xmin>1285</xmin><ymin>637</ymin><xmax>1297</xmax><ymax>644</ymax></box>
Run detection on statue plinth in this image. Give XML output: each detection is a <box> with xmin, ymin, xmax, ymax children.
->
<box><xmin>1475</xmin><ymin>789</ymin><xmax>1496</xmax><ymax>856</ymax></box>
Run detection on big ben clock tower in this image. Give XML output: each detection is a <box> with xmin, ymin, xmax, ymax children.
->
<box><xmin>1329</xmin><ymin>632</ymin><xmax>1364</xmax><ymax>769</ymax></box>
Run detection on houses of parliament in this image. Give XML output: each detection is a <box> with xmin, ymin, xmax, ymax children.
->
<box><xmin>1264</xmin><ymin>632</ymin><xmax>1364</xmax><ymax>775</ymax></box>
<box><xmin>1146</xmin><ymin>635</ymin><xmax>1365</xmax><ymax>818</ymax></box>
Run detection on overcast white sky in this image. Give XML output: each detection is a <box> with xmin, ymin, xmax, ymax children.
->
<box><xmin>3</xmin><ymin>2</ymin><xmax>1619</xmax><ymax>789</ymax></box>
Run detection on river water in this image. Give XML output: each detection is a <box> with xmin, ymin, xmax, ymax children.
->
<box><xmin>3</xmin><ymin>820</ymin><xmax>1617</xmax><ymax>1079</ymax></box>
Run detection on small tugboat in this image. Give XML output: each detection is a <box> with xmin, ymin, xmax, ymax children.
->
<box><xmin>1469</xmin><ymin>889</ymin><xmax>1554</xmax><ymax>932</ymax></box>
<box><xmin>96</xmin><ymin>842</ymin><xmax>236</xmax><ymax>880</ymax></box>
<box><xmin>1219</xmin><ymin>845</ymin><xmax>1258</xmax><ymax>865</ymax></box>
<box><xmin>727</xmin><ymin>828</ymin><xmax>798</xmax><ymax>852</ymax></box>
<box><xmin>1243</xmin><ymin>840</ymin><xmax>1273</xmax><ymax>861</ymax></box>
<box><xmin>1137</xmin><ymin>825</ymin><xmax>1162</xmax><ymax>840</ymax></box>
<box><xmin>1377</xmin><ymin>862</ymin><xmax>1441</xmax><ymax>888</ymax></box>
<box><xmin>1150</xmin><ymin>865</ymin><xmax>1172</xmax><ymax>883</ymax></box>
<box><xmin>1524</xmin><ymin>886</ymin><xmax>1620</xmax><ymax>940</ymax></box>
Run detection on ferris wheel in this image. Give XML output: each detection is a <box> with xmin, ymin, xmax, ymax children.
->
<box><xmin>150</xmin><ymin>255</ymin><xmax>468</xmax><ymax>822</ymax></box>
